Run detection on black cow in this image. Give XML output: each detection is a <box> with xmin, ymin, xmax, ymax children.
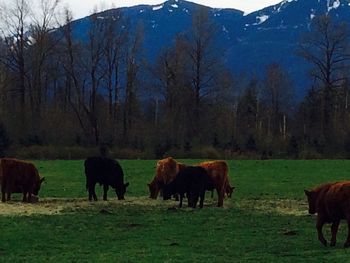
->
<box><xmin>84</xmin><ymin>156</ymin><xmax>129</xmax><ymax>201</ymax></box>
<box><xmin>163</xmin><ymin>166</ymin><xmax>213</xmax><ymax>208</ymax></box>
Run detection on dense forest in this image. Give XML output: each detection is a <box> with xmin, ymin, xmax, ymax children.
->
<box><xmin>0</xmin><ymin>0</ymin><xmax>350</xmax><ymax>159</ymax></box>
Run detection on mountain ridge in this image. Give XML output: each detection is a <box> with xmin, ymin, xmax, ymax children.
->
<box><xmin>69</xmin><ymin>0</ymin><xmax>350</xmax><ymax>98</ymax></box>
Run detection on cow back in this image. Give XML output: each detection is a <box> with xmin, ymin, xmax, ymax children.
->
<box><xmin>0</xmin><ymin>158</ymin><xmax>42</xmax><ymax>194</ymax></box>
<box><xmin>309</xmin><ymin>181</ymin><xmax>350</xmax><ymax>221</ymax></box>
<box><xmin>198</xmin><ymin>161</ymin><xmax>228</xmax><ymax>188</ymax></box>
<box><xmin>84</xmin><ymin>156</ymin><xmax>124</xmax><ymax>188</ymax></box>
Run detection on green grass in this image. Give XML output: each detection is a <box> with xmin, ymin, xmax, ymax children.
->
<box><xmin>2</xmin><ymin>160</ymin><xmax>350</xmax><ymax>262</ymax></box>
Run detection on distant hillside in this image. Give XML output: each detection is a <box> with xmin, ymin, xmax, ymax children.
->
<box><xmin>69</xmin><ymin>0</ymin><xmax>350</xmax><ymax>98</ymax></box>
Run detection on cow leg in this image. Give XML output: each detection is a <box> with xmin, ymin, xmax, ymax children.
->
<box><xmin>330</xmin><ymin>220</ymin><xmax>340</xmax><ymax>247</ymax></box>
<box><xmin>192</xmin><ymin>193</ymin><xmax>199</xmax><ymax>208</ymax></box>
<box><xmin>216</xmin><ymin>187</ymin><xmax>224</xmax><ymax>207</ymax></box>
<box><xmin>179</xmin><ymin>193</ymin><xmax>184</xmax><ymax>208</ymax></box>
<box><xmin>28</xmin><ymin>192</ymin><xmax>32</xmax><ymax>203</ymax></box>
<box><xmin>6</xmin><ymin>192</ymin><xmax>11</xmax><ymax>201</ymax></box>
<box><xmin>211</xmin><ymin>190</ymin><xmax>214</xmax><ymax>199</ymax></box>
<box><xmin>187</xmin><ymin>192</ymin><xmax>192</xmax><ymax>207</ymax></box>
<box><xmin>199</xmin><ymin>191</ymin><xmax>205</xmax><ymax>208</ymax></box>
<box><xmin>22</xmin><ymin>192</ymin><xmax>28</xmax><ymax>202</ymax></box>
<box><xmin>88</xmin><ymin>183</ymin><xmax>97</xmax><ymax>201</ymax></box>
<box><xmin>103</xmin><ymin>184</ymin><xmax>109</xmax><ymax>201</ymax></box>
<box><xmin>316</xmin><ymin>215</ymin><xmax>327</xmax><ymax>246</ymax></box>
<box><xmin>88</xmin><ymin>189</ymin><xmax>92</xmax><ymax>201</ymax></box>
<box><xmin>88</xmin><ymin>187</ymin><xmax>93</xmax><ymax>201</ymax></box>
<box><xmin>344</xmin><ymin>216</ymin><xmax>350</xmax><ymax>248</ymax></box>
<box><xmin>1</xmin><ymin>184</ymin><xmax>6</xmax><ymax>203</ymax></box>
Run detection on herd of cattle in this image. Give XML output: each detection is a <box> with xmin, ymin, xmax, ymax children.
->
<box><xmin>0</xmin><ymin>156</ymin><xmax>234</xmax><ymax>208</ymax></box>
<box><xmin>2</xmin><ymin>156</ymin><xmax>350</xmax><ymax>247</ymax></box>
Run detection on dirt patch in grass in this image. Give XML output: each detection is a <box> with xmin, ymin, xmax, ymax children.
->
<box><xmin>235</xmin><ymin>198</ymin><xmax>308</xmax><ymax>216</ymax></box>
<box><xmin>0</xmin><ymin>198</ymin><xmax>96</xmax><ymax>216</ymax></box>
<box><xmin>0</xmin><ymin>196</ymin><xmax>189</xmax><ymax>216</ymax></box>
<box><xmin>0</xmin><ymin>196</ymin><xmax>308</xmax><ymax>216</ymax></box>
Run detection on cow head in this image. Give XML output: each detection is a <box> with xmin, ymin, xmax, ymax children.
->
<box><xmin>116</xmin><ymin>182</ymin><xmax>129</xmax><ymax>200</ymax></box>
<box><xmin>147</xmin><ymin>181</ymin><xmax>159</xmax><ymax>199</ymax></box>
<box><xmin>304</xmin><ymin>189</ymin><xmax>317</xmax><ymax>214</ymax></box>
<box><xmin>226</xmin><ymin>186</ymin><xmax>235</xmax><ymax>198</ymax></box>
<box><xmin>33</xmin><ymin>177</ymin><xmax>45</xmax><ymax>196</ymax></box>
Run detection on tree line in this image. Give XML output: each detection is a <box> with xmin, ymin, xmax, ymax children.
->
<box><xmin>0</xmin><ymin>0</ymin><xmax>350</xmax><ymax>159</ymax></box>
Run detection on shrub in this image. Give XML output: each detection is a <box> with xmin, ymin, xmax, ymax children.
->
<box><xmin>287</xmin><ymin>136</ymin><xmax>299</xmax><ymax>158</ymax></box>
<box><xmin>110</xmin><ymin>148</ymin><xmax>149</xmax><ymax>159</ymax></box>
<box><xmin>20</xmin><ymin>134</ymin><xmax>44</xmax><ymax>147</ymax></box>
<box><xmin>11</xmin><ymin>146</ymin><xmax>99</xmax><ymax>160</ymax></box>
<box><xmin>298</xmin><ymin>147</ymin><xmax>323</xmax><ymax>159</ymax></box>
<box><xmin>164</xmin><ymin>145</ymin><xmax>221</xmax><ymax>159</ymax></box>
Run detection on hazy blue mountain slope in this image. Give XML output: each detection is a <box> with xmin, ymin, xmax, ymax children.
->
<box><xmin>68</xmin><ymin>0</ymin><xmax>350</xmax><ymax>98</ymax></box>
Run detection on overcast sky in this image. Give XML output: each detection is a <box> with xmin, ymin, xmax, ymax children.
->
<box><xmin>62</xmin><ymin>0</ymin><xmax>282</xmax><ymax>19</ymax></box>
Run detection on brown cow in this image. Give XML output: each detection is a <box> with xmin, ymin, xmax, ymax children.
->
<box><xmin>147</xmin><ymin>157</ymin><xmax>186</xmax><ymax>199</ymax></box>
<box><xmin>148</xmin><ymin>157</ymin><xmax>234</xmax><ymax>207</ymax></box>
<box><xmin>0</xmin><ymin>158</ymin><xmax>45</xmax><ymax>203</ymax></box>
<box><xmin>305</xmin><ymin>181</ymin><xmax>350</xmax><ymax>247</ymax></box>
<box><xmin>197</xmin><ymin>160</ymin><xmax>234</xmax><ymax>207</ymax></box>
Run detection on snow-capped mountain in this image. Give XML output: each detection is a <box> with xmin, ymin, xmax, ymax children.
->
<box><xmin>68</xmin><ymin>0</ymin><xmax>350</xmax><ymax>98</ymax></box>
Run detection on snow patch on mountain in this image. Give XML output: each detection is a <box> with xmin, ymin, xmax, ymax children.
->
<box><xmin>152</xmin><ymin>4</ymin><xmax>163</xmax><ymax>11</ymax></box>
<box><xmin>274</xmin><ymin>0</ymin><xmax>298</xmax><ymax>13</ymax></box>
<box><xmin>253</xmin><ymin>15</ymin><xmax>269</xmax><ymax>25</ymax></box>
<box><xmin>310</xmin><ymin>8</ymin><xmax>316</xmax><ymax>20</ymax></box>
<box><xmin>327</xmin><ymin>0</ymin><xmax>340</xmax><ymax>12</ymax></box>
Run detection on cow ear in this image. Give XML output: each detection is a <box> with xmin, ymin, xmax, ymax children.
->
<box><xmin>125</xmin><ymin>182</ymin><xmax>129</xmax><ymax>188</ymax></box>
<box><xmin>147</xmin><ymin>183</ymin><xmax>150</xmax><ymax>187</ymax></box>
<box><xmin>304</xmin><ymin>189</ymin><xmax>311</xmax><ymax>196</ymax></box>
<box><xmin>40</xmin><ymin>177</ymin><xmax>45</xmax><ymax>183</ymax></box>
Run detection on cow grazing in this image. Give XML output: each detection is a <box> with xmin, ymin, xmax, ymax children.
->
<box><xmin>163</xmin><ymin>166</ymin><xmax>214</xmax><ymax>208</ymax></box>
<box><xmin>148</xmin><ymin>158</ymin><xmax>234</xmax><ymax>207</ymax></box>
<box><xmin>305</xmin><ymin>181</ymin><xmax>350</xmax><ymax>247</ymax></box>
<box><xmin>84</xmin><ymin>156</ymin><xmax>129</xmax><ymax>201</ymax></box>
<box><xmin>211</xmin><ymin>182</ymin><xmax>235</xmax><ymax>199</ymax></box>
<box><xmin>196</xmin><ymin>160</ymin><xmax>234</xmax><ymax>207</ymax></box>
<box><xmin>147</xmin><ymin>157</ymin><xmax>186</xmax><ymax>199</ymax></box>
<box><xmin>0</xmin><ymin>158</ymin><xmax>44</xmax><ymax>203</ymax></box>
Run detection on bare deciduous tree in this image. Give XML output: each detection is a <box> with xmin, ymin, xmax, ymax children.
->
<box><xmin>298</xmin><ymin>14</ymin><xmax>350</xmax><ymax>141</ymax></box>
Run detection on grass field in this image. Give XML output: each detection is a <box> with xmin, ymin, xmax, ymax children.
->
<box><xmin>1</xmin><ymin>160</ymin><xmax>350</xmax><ymax>262</ymax></box>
